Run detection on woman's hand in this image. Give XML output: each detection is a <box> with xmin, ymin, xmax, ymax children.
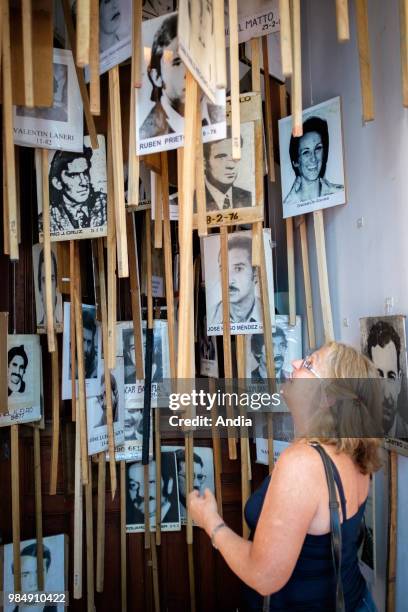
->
<box><xmin>187</xmin><ymin>488</ymin><xmax>220</xmax><ymax>533</ymax></box>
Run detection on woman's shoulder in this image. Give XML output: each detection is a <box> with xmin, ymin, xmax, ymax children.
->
<box><xmin>272</xmin><ymin>441</ymin><xmax>325</xmax><ymax>480</ymax></box>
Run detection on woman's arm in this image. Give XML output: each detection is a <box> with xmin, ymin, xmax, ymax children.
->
<box><xmin>188</xmin><ymin>443</ymin><xmax>322</xmax><ymax>596</ymax></box>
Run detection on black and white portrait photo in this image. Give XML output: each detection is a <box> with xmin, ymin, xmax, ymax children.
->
<box><xmin>112</xmin><ymin>406</ymin><xmax>153</xmax><ymax>462</ymax></box>
<box><xmin>99</xmin><ymin>0</ymin><xmax>132</xmax><ymax>74</ymax></box>
<box><xmin>361</xmin><ymin>315</ymin><xmax>408</xmax><ymax>442</ymax></box>
<box><xmin>36</xmin><ymin>135</ymin><xmax>107</xmax><ymax>241</ymax></box>
<box><xmin>203</xmin><ymin>122</ymin><xmax>255</xmax><ymax>211</ymax></box>
<box><xmin>197</xmin><ymin>289</ymin><xmax>219</xmax><ymax>377</ymax></box>
<box><xmin>62</xmin><ymin>302</ymin><xmax>102</xmax><ymax>400</ymax></box>
<box><xmin>14</xmin><ymin>48</ymin><xmax>83</xmax><ymax>152</ymax></box>
<box><xmin>178</xmin><ymin>0</ymin><xmax>217</xmax><ymax>103</ymax></box>
<box><xmin>118</xmin><ymin>320</ymin><xmax>169</xmax><ymax>407</ymax></box>
<box><xmin>7</xmin><ymin>335</ymin><xmax>41</xmax><ymax>412</ymax></box>
<box><xmin>203</xmin><ymin>228</ymin><xmax>275</xmax><ymax>335</ymax></box>
<box><xmin>86</xmin><ymin>359</ymin><xmax>125</xmax><ymax>455</ymax></box>
<box><xmin>246</xmin><ymin>315</ymin><xmax>302</xmax><ymax>382</ymax></box>
<box><xmin>163</xmin><ymin>445</ymin><xmax>214</xmax><ymax>524</ymax></box>
<box><xmin>136</xmin><ymin>11</ymin><xmax>226</xmax><ymax>155</ymax></box>
<box><xmin>2</xmin><ymin>534</ymin><xmax>67</xmax><ymax>612</ymax></box>
<box><xmin>126</xmin><ymin>451</ymin><xmax>181</xmax><ymax>532</ymax></box>
<box><xmin>278</xmin><ymin>96</ymin><xmax>346</xmax><ymax>218</ymax></box>
<box><xmin>32</xmin><ymin>243</ymin><xmax>63</xmax><ymax>334</ymax></box>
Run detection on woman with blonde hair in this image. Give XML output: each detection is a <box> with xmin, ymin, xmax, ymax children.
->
<box><xmin>189</xmin><ymin>342</ymin><xmax>382</xmax><ymax>611</ymax></box>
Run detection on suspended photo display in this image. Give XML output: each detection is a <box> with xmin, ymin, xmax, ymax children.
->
<box><xmin>278</xmin><ymin>96</ymin><xmax>346</xmax><ymax>218</ymax></box>
<box><xmin>13</xmin><ymin>48</ymin><xmax>83</xmax><ymax>152</ymax></box>
<box><xmin>225</xmin><ymin>0</ymin><xmax>280</xmax><ymax>45</ymax></box>
<box><xmin>193</xmin><ymin>92</ymin><xmax>264</xmax><ymax>229</ymax></box>
<box><xmin>32</xmin><ymin>243</ymin><xmax>64</xmax><ymax>334</ymax></box>
<box><xmin>126</xmin><ymin>451</ymin><xmax>181</xmax><ymax>532</ymax></box>
<box><xmin>163</xmin><ymin>445</ymin><xmax>214</xmax><ymax>525</ymax></box>
<box><xmin>7</xmin><ymin>334</ymin><xmax>41</xmax><ymax>412</ymax></box>
<box><xmin>111</xmin><ymin>405</ymin><xmax>153</xmax><ymax>462</ymax></box>
<box><xmin>2</xmin><ymin>534</ymin><xmax>68</xmax><ymax>612</ymax></box>
<box><xmin>178</xmin><ymin>0</ymin><xmax>218</xmax><ymax>103</ymax></box>
<box><xmin>135</xmin><ymin>12</ymin><xmax>226</xmax><ymax>155</ymax></box>
<box><xmin>203</xmin><ymin>228</ymin><xmax>275</xmax><ymax>335</ymax></box>
<box><xmin>62</xmin><ymin>303</ymin><xmax>103</xmax><ymax>400</ymax></box>
<box><xmin>36</xmin><ymin>135</ymin><xmax>108</xmax><ymax>241</ymax></box>
<box><xmin>86</xmin><ymin>358</ymin><xmax>125</xmax><ymax>456</ymax></box>
<box><xmin>116</xmin><ymin>320</ymin><xmax>170</xmax><ymax>407</ymax></box>
<box><xmin>245</xmin><ymin>315</ymin><xmax>302</xmax><ymax>382</ymax></box>
<box><xmin>360</xmin><ymin>315</ymin><xmax>408</xmax><ymax>454</ymax></box>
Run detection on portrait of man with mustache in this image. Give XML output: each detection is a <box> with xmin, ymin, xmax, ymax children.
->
<box><xmin>7</xmin><ymin>345</ymin><xmax>28</xmax><ymax>396</ymax></box>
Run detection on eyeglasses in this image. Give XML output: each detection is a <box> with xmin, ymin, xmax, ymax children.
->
<box><xmin>300</xmin><ymin>356</ymin><xmax>321</xmax><ymax>379</ymax></box>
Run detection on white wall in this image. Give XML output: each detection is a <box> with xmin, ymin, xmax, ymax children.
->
<box><xmin>294</xmin><ymin>1</ymin><xmax>408</xmax><ymax>609</ymax></box>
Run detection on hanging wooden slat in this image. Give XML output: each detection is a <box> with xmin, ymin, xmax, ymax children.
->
<box><xmin>279</xmin><ymin>0</ymin><xmax>293</xmax><ymax>76</ymax></box>
<box><xmin>49</xmin><ymin>343</ymin><xmax>60</xmax><ymax>494</ymax></box>
<box><xmin>195</xmin><ymin>105</ymin><xmax>207</xmax><ymax>237</ymax></box>
<box><xmin>21</xmin><ymin>0</ymin><xmax>34</xmax><ymax>107</ymax></box>
<box><xmin>33</xmin><ymin>427</ymin><xmax>44</xmax><ymax>591</ymax></box>
<box><xmin>70</xmin><ymin>242</ymin><xmax>77</xmax><ymax>421</ymax></box>
<box><xmin>355</xmin><ymin>0</ymin><xmax>375</xmax><ymax>122</ymax></box>
<box><xmin>228</xmin><ymin>0</ymin><xmax>241</xmax><ymax>160</ymax></box>
<box><xmin>126</xmin><ymin>213</ymin><xmax>144</xmax><ymax>379</ymax></box>
<box><xmin>291</xmin><ymin>0</ymin><xmax>303</xmax><ymax>136</ymax></box>
<box><xmin>41</xmin><ymin>149</ymin><xmax>56</xmax><ymax>352</ymax></box>
<box><xmin>313</xmin><ymin>210</ymin><xmax>334</xmax><ymax>342</ymax></box>
<box><xmin>154</xmin><ymin>172</ymin><xmax>163</xmax><ymax>248</ymax></box>
<box><xmin>89</xmin><ymin>0</ymin><xmax>100</xmax><ymax>115</ymax></box>
<box><xmin>85</xmin><ymin>459</ymin><xmax>95</xmax><ymax>611</ymax></box>
<box><xmin>0</xmin><ymin>312</ymin><xmax>9</xmax><ymax>414</ymax></box>
<box><xmin>236</xmin><ymin>335</ymin><xmax>250</xmax><ymax>539</ymax></box>
<box><xmin>97</xmin><ymin>238</ymin><xmax>117</xmax><ymax>497</ymax></box>
<box><xmin>76</xmin><ymin>0</ymin><xmax>90</xmax><ymax>68</ymax></box>
<box><xmin>61</xmin><ymin>0</ymin><xmax>99</xmax><ymax>149</ymax></box>
<box><xmin>96</xmin><ymin>452</ymin><xmax>106</xmax><ymax>593</ymax></box>
<box><xmin>298</xmin><ymin>216</ymin><xmax>316</xmax><ymax>349</ymax></box>
<box><xmin>262</xmin><ymin>35</ymin><xmax>275</xmax><ymax>183</ymax></box>
<box><xmin>120</xmin><ymin>461</ymin><xmax>127</xmax><ymax>612</ymax></box>
<box><xmin>336</xmin><ymin>0</ymin><xmax>350</xmax><ymax>42</ymax></box>
<box><xmin>73</xmin><ymin>400</ymin><xmax>83</xmax><ymax>599</ymax></box>
<box><xmin>11</xmin><ymin>424</ymin><xmax>21</xmax><ymax>592</ymax></box>
<box><xmin>3</xmin><ymin>0</ymin><xmax>19</xmax><ymax>261</ymax></box>
<box><xmin>387</xmin><ymin>451</ymin><xmax>397</xmax><ymax>612</ymax></box>
<box><xmin>107</xmin><ymin>119</ymin><xmax>117</xmax><ymax>370</ymax></box>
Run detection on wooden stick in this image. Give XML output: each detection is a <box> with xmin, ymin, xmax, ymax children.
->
<box><xmin>400</xmin><ymin>0</ymin><xmax>408</xmax><ymax>107</ymax></box>
<box><xmin>97</xmin><ymin>239</ymin><xmax>117</xmax><ymax>497</ymax></box>
<box><xmin>177</xmin><ymin>71</ymin><xmax>198</xmax><ymax>381</ymax></box>
<box><xmin>133</xmin><ymin>0</ymin><xmax>142</xmax><ymax>87</ymax></box>
<box><xmin>250</xmin><ymin>39</ymin><xmax>263</xmax><ymax>270</ymax></box>
<box><xmin>49</xmin><ymin>343</ymin><xmax>60</xmax><ymax>495</ymax></box>
<box><xmin>250</xmin><ymin>38</ymin><xmax>261</xmax><ymax>91</ymax></box>
<box><xmin>61</xmin><ymin>0</ymin><xmax>99</xmax><ymax>149</ymax></box>
<box><xmin>2</xmin><ymin>138</ymin><xmax>10</xmax><ymax>256</ymax></box>
<box><xmin>73</xmin><ymin>244</ymin><xmax>89</xmax><ymax>484</ymax></box>
<box><xmin>120</xmin><ymin>461</ymin><xmax>127</xmax><ymax>611</ymax></box>
<box><xmin>387</xmin><ymin>451</ymin><xmax>397</xmax><ymax>612</ymax></box>
<box><xmin>336</xmin><ymin>0</ymin><xmax>350</xmax><ymax>42</ymax></box>
<box><xmin>228</xmin><ymin>0</ymin><xmax>241</xmax><ymax>160</ymax></box>
<box><xmin>85</xmin><ymin>459</ymin><xmax>95</xmax><ymax>611</ymax></box>
<box><xmin>109</xmin><ymin>67</ymin><xmax>129</xmax><ymax>278</ymax></box>
<box><xmin>209</xmin><ymin>378</ymin><xmax>223</xmax><ymax>517</ymax></box>
<box><xmin>33</xmin><ymin>427</ymin><xmax>44</xmax><ymax>591</ymax></box>
<box><xmin>291</xmin><ymin>0</ymin><xmax>302</xmax><ymax>137</ymax></box>
<box><xmin>150</xmin><ymin>532</ymin><xmax>160</xmax><ymax>612</ymax></box>
<box><xmin>15</xmin><ymin>147</ymin><xmax>21</xmax><ymax>246</ymax></box>
<box><xmin>160</xmin><ymin>152</ymin><xmax>176</xmax><ymax>379</ymax></box>
<box><xmin>11</xmin><ymin>424</ymin><xmax>21</xmax><ymax>592</ymax></box>
<box><xmin>76</xmin><ymin>0</ymin><xmax>90</xmax><ymax>68</ymax></box>
<box><xmin>89</xmin><ymin>0</ymin><xmax>100</xmax><ymax>115</ymax></box>
<box><xmin>3</xmin><ymin>0</ymin><xmax>19</xmax><ymax>260</ymax></box>
<box><xmin>236</xmin><ymin>335</ymin><xmax>250</xmax><ymax>539</ymax></box>
<box><xmin>214</xmin><ymin>0</ymin><xmax>227</xmax><ymax>88</ymax></box>
<box><xmin>279</xmin><ymin>0</ymin><xmax>293</xmax><ymax>76</ymax></box>
<box><xmin>96</xmin><ymin>453</ymin><xmax>106</xmax><ymax>593</ymax></box>
<box><xmin>126</xmin><ymin>214</ymin><xmax>144</xmax><ymax>379</ymax></box>
<box><xmin>313</xmin><ymin>210</ymin><xmax>334</xmax><ymax>343</ymax></box>
<box><xmin>195</xmin><ymin>105</ymin><xmax>208</xmax><ymax>237</ymax></box>
<box><xmin>73</xmin><ymin>406</ymin><xmax>83</xmax><ymax>599</ymax></box>
<box><xmin>41</xmin><ymin>149</ymin><xmax>56</xmax><ymax>352</ymax></box>
<box><xmin>220</xmin><ymin>227</ymin><xmax>237</xmax><ymax>460</ymax></box>
<box><xmin>355</xmin><ymin>0</ymin><xmax>375</xmax><ymax>122</ymax></box>
<box><xmin>70</xmin><ymin>242</ymin><xmax>77</xmax><ymax>421</ymax></box>
<box><xmin>107</xmin><ymin>118</ymin><xmax>117</xmax><ymax>370</ymax></box>
<box><xmin>21</xmin><ymin>0</ymin><xmax>34</xmax><ymax>107</ymax></box>
<box><xmin>262</xmin><ymin>36</ymin><xmax>275</xmax><ymax>183</ymax></box>
<box><xmin>154</xmin><ymin>173</ymin><xmax>163</xmax><ymax>248</ymax></box>
<box><xmin>187</xmin><ymin>541</ymin><xmax>196</xmax><ymax>612</ymax></box>
<box><xmin>299</xmin><ymin>216</ymin><xmax>316</xmax><ymax>349</ymax></box>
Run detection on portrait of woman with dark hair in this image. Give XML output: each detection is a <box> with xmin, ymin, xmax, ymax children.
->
<box><xmin>284</xmin><ymin>115</ymin><xmax>344</xmax><ymax>205</ymax></box>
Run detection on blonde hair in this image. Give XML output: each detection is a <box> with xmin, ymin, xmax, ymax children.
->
<box><xmin>307</xmin><ymin>341</ymin><xmax>382</xmax><ymax>475</ymax></box>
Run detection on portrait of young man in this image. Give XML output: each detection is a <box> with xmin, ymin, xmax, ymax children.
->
<box><xmin>362</xmin><ymin>317</ymin><xmax>408</xmax><ymax>438</ymax></box>
<box><xmin>33</xmin><ymin>244</ymin><xmax>63</xmax><ymax>332</ymax></box>
<box><xmin>94</xmin><ymin>372</ymin><xmax>120</xmax><ymax>427</ymax></box>
<box><xmin>7</xmin><ymin>345</ymin><xmax>28</xmax><ymax>397</ymax></box>
<box><xmin>208</xmin><ymin>233</ymin><xmax>262</xmax><ymax>327</ymax></box>
<box><xmin>99</xmin><ymin>0</ymin><xmax>122</xmax><ymax>52</ymax></box>
<box><xmin>10</xmin><ymin>543</ymin><xmax>55</xmax><ymax>612</ymax></box>
<box><xmin>203</xmin><ymin>128</ymin><xmax>253</xmax><ymax>211</ymax></box>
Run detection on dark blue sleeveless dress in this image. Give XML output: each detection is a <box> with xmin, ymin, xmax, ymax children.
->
<box><xmin>243</xmin><ymin>450</ymin><xmax>367</xmax><ymax>611</ymax></box>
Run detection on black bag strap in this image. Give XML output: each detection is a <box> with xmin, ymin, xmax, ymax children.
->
<box><xmin>310</xmin><ymin>442</ymin><xmax>345</xmax><ymax>612</ymax></box>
